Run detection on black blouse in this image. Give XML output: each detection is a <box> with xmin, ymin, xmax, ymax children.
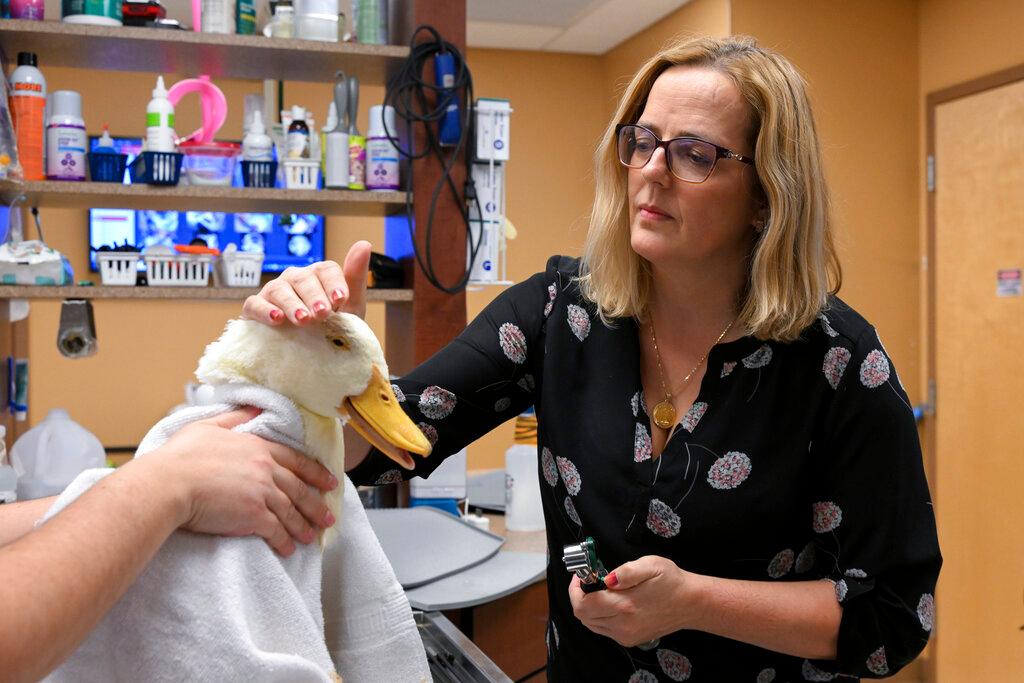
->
<box><xmin>349</xmin><ymin>256</ymin><xmax>941</xmax><ymax>682</ymax></box>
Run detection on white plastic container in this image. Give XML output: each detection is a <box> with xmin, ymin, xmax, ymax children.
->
<box><xmin>217</xmin><ymin>246</ymin><xmax>264</xmax><ymax>287</ymax></box>
<box><xmin>144</xmin><ymin>252</ymin><xmax>213</xmax><ymax>286</ymax></box>
<box><xmin>505</xmin><ymin>442</ymin><xmax>545</xmax><ymax>532</ymax></box>
<box><xmin>96</xmin><ymin>251</ymin><xmax>141</xmax><ymax>285</ymax></box>
<box><xmin>10</xmin><ymin>408</ymin><xmax>106</xmax><ymax>501</ymax></box>
<box><xmin>323</xmin><ymin>101</ymin><xmax>349</xmax><ymax>188</ymax></box>
<box><xmin>242</xmin><ymin>110</ymin><xmax>274</xmax><ymax>161</ymax></box>
<box><xmin>146</xmin><ymin>76</ymin><xmax>176</xmax><ymax>153</ymax></box>
<box><xmin>365</xmin><ymin>104</ymin><xmax>399</xmax><ymax>190</ymax></box>
<box><xmin>201</xmin><ymin>0</ymin><xmax>235</xmax><ymax>33</ymax></box>
<box><xmin>46</xmin><ymin>90</ymin><xmax>87</xmax><ymax>181</ymax></box>
<box><xmin>295</xmin><ymin>0</ymin><xmax>339</xmax><ymax>41</ymax></box>
<box><xmin>283</xmin><ymin>159</ymin><xmax>320</xmax><ymax>189</ymax></box>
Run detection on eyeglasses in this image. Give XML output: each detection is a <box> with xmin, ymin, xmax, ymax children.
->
<box><xmin>615</xmin><ymin>123</ymin><xmax>755</xmax><ymax>183</ymax></box>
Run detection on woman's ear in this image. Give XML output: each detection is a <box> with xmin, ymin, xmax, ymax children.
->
<box><xmin>752</xmin><ymin>204</ymin><xmax>770</xmax><ymax>233</ymax></box>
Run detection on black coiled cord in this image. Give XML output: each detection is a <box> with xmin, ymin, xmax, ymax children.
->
<box><xmin>383</xmin><ymin>25</ymin><xmax>481</xmax><ymax>294</ymax></box>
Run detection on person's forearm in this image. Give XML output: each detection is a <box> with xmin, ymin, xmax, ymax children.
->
<box><xmin>686</xmin><ymin>574</ymin><xmax>841</xmax><ymax>660</ymax></box>
<box><xmin>343</xmin><ymin>423</ymin><xmax>371</xmax><ymax>472</ymax></box>
<box><xmin>0</xmin><ymin>496</ymin><xmax>56</xmax><ymax>547</ymax></box>
<box><xmin>0</xmin><ymin>457</ymin><xmax>189</xmax><ymax>682</ymax></box>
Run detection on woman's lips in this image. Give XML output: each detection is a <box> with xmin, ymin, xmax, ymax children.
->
<box><xmin>638</xmin><ymin>205</ymin><xmax>671</xmax><ymax>221</ymax></box>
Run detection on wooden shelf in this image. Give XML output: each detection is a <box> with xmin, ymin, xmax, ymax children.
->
<box><xmin>0</xmin><ymin>180</ymin><xmax>406</xmax><ymax>215</ymax></box>
<box><xmin>0</xmin><ymin>285</ymin><xmax>413</xmax><ymax>302</ymax></box>
<box><xmin>0</xmin><ymin>19</ymin><xmax>408</xmax><ymax>83</ymax></box>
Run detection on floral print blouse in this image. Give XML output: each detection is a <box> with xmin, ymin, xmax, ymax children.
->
<box><xmin>349</xmin><ymin>256</ymin><xmax>941</xmax><ymax>682</ymax></box>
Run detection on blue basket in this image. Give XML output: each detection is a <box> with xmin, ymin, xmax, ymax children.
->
<box><xmin>128</xmin><ymin>151</ymin><xmax>183</xmax><ymax>186</ymax></box>
<box><xmin>88</xmin><ymin>152</ymin><xmax>129</xmax><ymax>183</ymax></box>
<box><xmin>241</xmin><ymin>160</ymin><xmax>278</xmax><ymax>188</ymax></box>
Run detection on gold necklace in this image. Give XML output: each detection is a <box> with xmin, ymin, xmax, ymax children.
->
<box><xmin>648</xmin><ymin>315</ymin><xmax>737</xmax><ymax>430</ymax></box>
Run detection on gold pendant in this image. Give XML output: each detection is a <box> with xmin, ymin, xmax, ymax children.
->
<box><xmin>652</xmin><ymin>400</ymin><xmax>676</xmax><ymax>429</ymax></box>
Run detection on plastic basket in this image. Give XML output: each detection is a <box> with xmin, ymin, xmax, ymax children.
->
<box><xmin>96</xmin><ymin>252</ymin><xmax>141</xmax><ymax>285</ymax></box>
<box><xmin>283</xmin><ymin>159</ymin><xmax>321</xmax><ymax>189</ymax></box>
<box><xmin>88</xmin><ymin>152</ymin><xmax>129</xmax><ymax>183</ymax></box>
<box><xmin>217</xmin><ymin>251</ymin><xmax>264</xmax><ymax>287</ymax></box>
<box><xmin>241</xmin><ymin>160</ymin><xmax>278</xmax><ymax>188</ymax></box>
<box><xmin>129</xmin><ymin>151</ymin><xmax>184</xmax><ymax>186</ymax></box>
<box><xmin>144</xmin><ymin>253</ymin><xmax>212</xmax><ymax>287</ymax></box>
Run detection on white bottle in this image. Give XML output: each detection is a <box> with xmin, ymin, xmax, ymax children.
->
<box><xmin>146</xmin><ymin>76</ymin><xmax>176</xmax><ymax>153</ymax></box>
<box><xmin>45</xmin><ymin>90</ymin><xmax>87</xmax><ymax>181</ymax></box>
<box><xmin>365</xmin><ymin>104</ymin><xmax>400</xmax><ymax>190</ymax></box>
<box><xmin>242</xmin><ymin>109</ymin><xmax>274</xmax><ymax>161</ymax></box>
<box><xmin>322</xmin><ymin>101</ymin><xmax>349</xmax><ymax>188</ymax></box>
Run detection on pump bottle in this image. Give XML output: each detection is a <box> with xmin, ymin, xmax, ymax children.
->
<box><xmin>242</xmin><ymin>110</ymin><xmax>273</xmax><ymax>161</ymax></box>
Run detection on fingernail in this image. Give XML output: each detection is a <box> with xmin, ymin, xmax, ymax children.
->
<box><xmin>331</xmin><ymin>288</ymin><xmax>345</xmax><ymax>303</ymax></box>
<box><xmin>312</xmin><ymin>301</ymin><xmax>328</xmax><ymax>314</ymax></box>
<box><xmin>323</xmin><ymin>511</ymin><xmax>336</xmax><ymax>527</ymax></box>
<box><xmin>295</xmin><ymin>309</ymin><xmax>310</xmax><ymax>322</ymax></box>
<box><xmin>327</xmin><ymin>474</ymin><xmax>339</xmax><ymax>490</ymax></box>
<box><xmin>605</xmin><ymin>572</ymin><xmax>619</xmax><ymax>588</ymax></box>
<box><xmin>269</xmin><ymin>309</ymin><xmax>283</xmax><ymax>322</ymax></box>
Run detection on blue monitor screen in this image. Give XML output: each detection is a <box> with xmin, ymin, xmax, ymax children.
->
<box><xmin>87</xmin><ymin>136</ymin><xmax>325</xmax><ymax>273</ymax></box>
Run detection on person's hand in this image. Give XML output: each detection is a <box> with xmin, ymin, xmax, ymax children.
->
<box><xmin>568</xmin><ymin>555</ymin><xmax>697</xmax><ymax>647</ymax></box>
<box><xmin>242</xmin><ymin>240</ymin><xmax>372</xmax><ymax>324</ymax></box>
<box><xmin>143</xmin><ymin>407</ymin><xmax>339</xmax><ymax>557</ymax></box>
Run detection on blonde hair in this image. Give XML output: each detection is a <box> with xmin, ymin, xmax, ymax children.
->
<box><xmin>578</xmin><ymin>35</ymin><xmax>841</xmax><ymax>342</ymax></box>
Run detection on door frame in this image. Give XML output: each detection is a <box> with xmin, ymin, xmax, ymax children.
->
<box><xmin>924</xmin><ymin>62</ymin><xmax>1024</xmax><ymax>683</ymax></box>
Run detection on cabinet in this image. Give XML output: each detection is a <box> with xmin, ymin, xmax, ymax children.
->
<box><xmin>0</xmin><ymin>1</ymin><xmax>469</xmax><ymax>449</ymax></box>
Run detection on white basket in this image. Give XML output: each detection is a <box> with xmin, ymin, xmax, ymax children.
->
<box><xmin>283</xmin><ymin>159</ymin><xmax>321</xmax><ymax>189</ymax></box>
<box><xmin>144</xmin><ymin>254</ymin><xmax>213</xmax><ymax>287</ymax></box>
<box><xmin>95</xmin><ymin>252</ymin><xmax>141</xmax><ymax>286</ymax></box>
<box><xmin>217</xmin><ymin>251</ymin><xmax>264</xmax><ymax>287</ymax></box>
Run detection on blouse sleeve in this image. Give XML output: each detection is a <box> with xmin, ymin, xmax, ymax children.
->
<box><xmin>347</xmin><ymin>256</ymin><xmax>561</xmax><ymax>487</ymax></box>
<box><xmin>807</xmin><ymin>327</ymin><xmax>941</xmax><ymax>679</ymax></box>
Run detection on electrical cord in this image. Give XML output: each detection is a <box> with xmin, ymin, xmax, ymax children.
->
<box><xmin>383</xmin><ymin>25</ymin><xmax>482</xmax><ymax>294</ymax></box>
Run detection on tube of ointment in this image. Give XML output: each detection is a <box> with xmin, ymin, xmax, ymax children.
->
<box><xmin>13</xmin><ymin>358</ymin><xmax>27</xmax><ymax>421</ymax></box>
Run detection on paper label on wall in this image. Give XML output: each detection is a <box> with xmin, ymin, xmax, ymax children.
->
<box><xmin>996</xmin><ymin>268</ymin><xmax>1022</xmax><ymax>297</ymax></box>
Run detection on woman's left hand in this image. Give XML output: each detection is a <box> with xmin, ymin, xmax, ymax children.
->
<box><xmin>568</xmin><ymin>555</ymin><xmax>700</xmax><ymax>647</ymax></box>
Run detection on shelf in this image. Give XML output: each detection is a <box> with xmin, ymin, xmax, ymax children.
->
<box><xmin>0</xmin><ymin>180</ymin><xmax>406</xmax><ymax>215</ymax></box>
<box><xmin>0</xmin><ymin>19</ymin><xmax>409</xmax><ymax>83</ymax></box>
<box><xmin>0</xmin><ymin>285</ymin><xmax>413</xmax><ymax>302</ymax></box>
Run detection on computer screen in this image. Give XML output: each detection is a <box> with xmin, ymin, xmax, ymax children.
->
<box><xmin>87</xmin><ymin>136</ymin><xmax>325</xmax><ymax>273</ymax></box>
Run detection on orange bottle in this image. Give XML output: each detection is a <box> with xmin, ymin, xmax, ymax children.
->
<box><xmin>9</xmin><ymin>52</ymin><xmax>46</xmax><ymax>180</ymax></box>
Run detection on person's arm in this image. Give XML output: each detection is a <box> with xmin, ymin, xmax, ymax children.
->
<box><xmin>569</xmin><ymin>558</ymin><xmax>840</xmax><ymax>659</ymax></box>
<box><xmin>0</xmin><ymin>408</ymin><xmax>338</xmax><ymax>683</ymax></box>
<box><xmin>0</xmin><ymin>496</ymin><xmax>55</xmax><ymax>547</ymax></box>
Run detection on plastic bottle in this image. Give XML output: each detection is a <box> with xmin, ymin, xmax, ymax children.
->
<box><xmin>286</xmin><ymin>105</ymin><xmax>310</xmax><ymax>159</ymax></box>
<box><xmin>9</xmin><ymin>408</ymin><xmax>106</xmax><ymax>501</ymax></box>
<box><xmin>346</xmin><ymin>76</ymin><xmax>365</xmax><ymax>189</ymax></box>
<box><xmin>95</xmin><ymin>124</ymin><xmax>116</xmax><ymax>152</ymax></box>
<box><xmin>0</xmin><ymin>425</ymin><xmax>15</xmax><ymax>504</ymax></box>
<box><xmin>9</xmin><ymin>52</ymin><xmax>47</xmax><ymax>180</ymax></box>
<box><xmin>323</xmin><ymin>101</ymin><xmax>349</xmax><ymax>188</ymax></box>
<box><xmin>236</xmin><ymin>0</ymin><xmax>256</xmax><ymax>33</ymax></box>
<box><xmin>46</xmin><ymin>90</ymin><xmax>87</xmax><ymax>181</ymax></box>
<box><xmin>146</xmin><ymin>76</ymin><xmax>176</xmax><ymax>153</ymax></box>
<box><xmin>504</xmin><ymin>407</ymin><xmax>545</xmax><ymax>532</ymax></box>
<box><xmin>242</xmin><ymin>109</ymin><xmax>273</xmax><ymax>161</ymax></box>
<box><xmin>10</xmin><ymin>0</ymin><xmax>44</xmax><ymax>20</ymax></box>
<box><xmin>365</xmin><ymin>104</ymin><xmax>399</xmax><ymax>190</ymax></box>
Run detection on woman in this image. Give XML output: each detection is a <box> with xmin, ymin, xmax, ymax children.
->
<box><xmin>246</xmin><ymin>36</ymin><xmax>940</xmax><ymax>681</ymax></box>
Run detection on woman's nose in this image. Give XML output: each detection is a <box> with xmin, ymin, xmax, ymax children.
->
<box><xmin>640</xmin><ymin>146</ymin><xmax>671</xmax><ymax>185</ymax></box>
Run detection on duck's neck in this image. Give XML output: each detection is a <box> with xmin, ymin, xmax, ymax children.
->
<box><xmin>298</xmin><ymin>407</ymin><xmax>346</xmax><ymax>546</ymax></box>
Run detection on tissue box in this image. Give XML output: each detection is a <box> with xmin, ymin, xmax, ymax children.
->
<box><xmin>0</xmin><ymin>241</ymin><xmax>71</xmax><ymax>285</ymax></box>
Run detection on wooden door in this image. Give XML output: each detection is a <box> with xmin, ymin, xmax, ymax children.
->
<box><xmin>932</xmin><ymin>76</ymin><xmax>1024</xmax><ymax>682</ymax></box>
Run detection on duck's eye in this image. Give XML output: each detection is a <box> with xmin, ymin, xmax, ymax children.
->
<box><xmin>331</xmin><ymin>338</ymin><xmax>347</xmax><ymax>348</ymax></box>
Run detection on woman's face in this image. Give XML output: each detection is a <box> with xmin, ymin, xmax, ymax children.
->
<box><xmin>627</xmin><ymin>65</ymin><xmax>763</xmax><ymax>273</ymax></box>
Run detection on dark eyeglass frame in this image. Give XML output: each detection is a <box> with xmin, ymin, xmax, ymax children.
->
<box><xmin>615</xmin><ymin>123</ymin><xmax>755</xmax><ymax>183</ymax></box>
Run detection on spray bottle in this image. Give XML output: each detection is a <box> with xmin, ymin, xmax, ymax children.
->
<box><xmin>45</xmin><ymin>90</ymin><xmax>87</xmax><ymax>181</ymax></box>
<box><xmin>146</xmin><ymin>76</ymin><xmax>176</xmax><ymax>153</ymax></box>
<box><xmin>346</xmin><ymin>74</ymin><xmax>365</xmax><ymax>189</ymax></box>
<box><xmin>9</xmin><ymin>52</ymin><xmax>47</xmax><ymax>180</ymax></box>
<box><xmin>323</xmin><ymin>75</ymin><xmax>349</xmax><ymax>188</ymax></box>
<box><xmin>242</xmin><ymin>110</ymin><xmax>273</xmax><ymax>161</ymax></box>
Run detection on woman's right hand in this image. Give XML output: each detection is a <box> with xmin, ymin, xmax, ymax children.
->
<box><xmin>242</xmin><ymin>240</ymin><xmax>372</xmax><ymax>324</ymax></box>
<box><xmin>144</xmin><ymin>408</ymin><xmax>338</xmax><ymax>557</ymax></box>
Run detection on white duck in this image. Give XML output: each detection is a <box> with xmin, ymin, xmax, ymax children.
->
<box><xmin>195</xmin><ymin>311</ymin><xmax>432</xmax><ymax>542</ymax></box>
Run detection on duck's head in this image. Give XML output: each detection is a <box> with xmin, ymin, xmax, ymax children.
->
<box><xmin>195</xmin><ymin>312</ymin><xmax>431</xmax><ymax>470</ymax></box>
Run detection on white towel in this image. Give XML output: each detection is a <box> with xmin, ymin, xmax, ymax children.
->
<box><xmin>41</xmin><ymin>384</ymin><xmax>430</xmax><ymax>683</ymax></box>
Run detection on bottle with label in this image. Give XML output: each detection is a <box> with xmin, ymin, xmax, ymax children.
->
<box><xmin>46</xmin><ymin>90</ymin><xmax>87</xmax><ymax>181</ymax></box>
<box><xmin>346</xmin><ymin>75</ymin><xmax>365</xmax><ymax>189</ymax></box>
<box><xmin>242</xmin><ymin>110</ymin><xmax>273</xmax><ymax>161</ymax></box>
<box><xmin>236</xmin><ymin>0</ymin><xmax>256</xmax><ymax>33</ymax></box>
<box><xmin>365</xmin><ymin>104</ymin><xmax>399</xmax><ymax>190</ymax></box>
<box><xmin>287</xmin><ymin>105</ymin><xmax>310</xmax><ymax>159</ymax></box>
<box><xmin>9</xmin><ymin>52</ymin><xmax>47</xmax><ymax>180</ymax></box>
<box><xmin>146</xmin><ymin>76</ymin><xmax>176</xmax><ymax>153</ymax></box>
